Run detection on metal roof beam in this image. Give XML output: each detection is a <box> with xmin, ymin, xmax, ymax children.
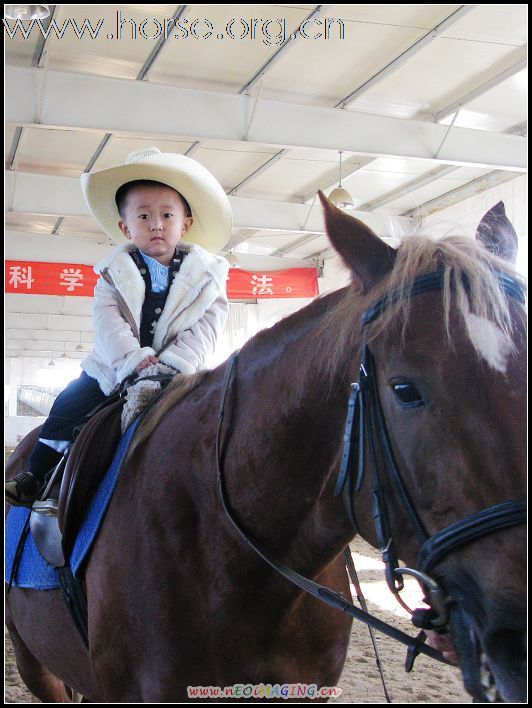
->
<box><xmin>432</xmin><ymin>54</ymin><xmax>527</xmax><ymax>123</ymax></box>
<box><xmin>357</xmin><ymin>165</ymin><xmax>460</xmax><ymax>211</ymax></box>
<box><xmin>32</xmin><ymin>4</ymin><xmax>57</xmax><ymax>67</ymax></box>
<box><xmin>84</xmin><ymin>133</ymin><xmax>113</xmax><ymax>173</ymax></box>
<box><xmin>6</xmin><ymin>126</ymin><xmax>24</xmax><ymax>171</ymax></box>
<box><xmin>234</xmin><ymin>4</ymin><xmax>472</xmax><ymax>200</ymax></box>
<box><xmin>244</xmin><ymin>38</ymin><xmax>526</xmax><ymax>201</ymax></box>
<box><xmin>355</xmin><ymin>121</ymin><xmax>526</xmax><ymax>211</ymax></box>
<box><xmin>137</xmin><ymin>5</ymin><xmax>189</xmax><ymax>80</ymax></box>
<box><xmin>499</xmin><ymin>120</ymin><xmax>526</xmax><ymax>137</ymax></box>
<box><xmin>6</xmin><ymin>67</ymin><xmax>526</xmax><ymax>171</ymax></box>
<box><xmin>228</xmin><ymin>149</ymin><xmax>289</xmax><ymax>195</ymax></box>
<box><xmin>5</xmin><ymin>171</ymin><xmax>414</xmax><ymax>239</ymax></box>
<box><xmin>401</xmin><ymin>170</ymin><xmax>524</xmax><ymax>218</ymax></box>
<box><xmin>335</xmin><ymin>5</ymin><xmax>474</xmax><ymax>109</ymax></box>
<box><xmin>238</xmin><ymin>5</ymin><xmax>332</xmax><ymax>95</ymax></box>
<box><xmin>309</xmin><ymin>122</ymin><xmax>523</xmax><ymax>206</ymax></box>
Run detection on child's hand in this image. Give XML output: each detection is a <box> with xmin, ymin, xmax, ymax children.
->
<box><xmin>135</xmin><ymin>355</ymin><xmax>159</xmax><ymax>373</ymax></box>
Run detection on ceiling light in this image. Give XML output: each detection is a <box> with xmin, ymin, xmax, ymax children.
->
<box><xmin>226</xmin><ymin>253</ymin><xmax>241</xmax><ymax>268</ymax></box>
<box><xmin>60</xmin><ymin>353</ymin><xmax>70</xmax><ymax>360</ymax></box>
<box><xmin>5</xmin><ymin>5</ymin><xmax>50</xmax><ymax>20</ymax></box>
<box><xmin>75</xmin><ymin>343</ymin><xmax>84</xmax><ymax>352</ymax></box>
<box><xmin>48</xmin><ymin>358</ymin><xmax>55</xmax><ymax>367</ymax></box>
<box><xmin>328</xmin><ymin>151</ymin><xmax>355</xmax><ymax>210</ymax></box>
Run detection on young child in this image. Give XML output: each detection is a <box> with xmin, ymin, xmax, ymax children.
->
<box><xmin>6</xmin><ymin>147</ymin><xmax>232</xmax><ymax>506</ymax></box>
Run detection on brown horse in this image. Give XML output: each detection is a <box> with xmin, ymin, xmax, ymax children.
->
<box><xmin>6</xmin><ymin>195</ymin><xmax>526</xmax><ymax>702</ymax></box>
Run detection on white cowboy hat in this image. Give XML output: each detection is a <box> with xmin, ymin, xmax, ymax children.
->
<box><xmin>81</xmin><ymin>147</ymin><xmax>232</xmax><ymax>252</ymax></box>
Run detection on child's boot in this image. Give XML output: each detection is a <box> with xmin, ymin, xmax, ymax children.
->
<box><xmin>5</xmin><ymin>441</ymin><xmax>63</xmax><ymax>507</ymax></box>
<box><xmin>5</xmin><ymin>471</ymin><xmax>41</xmax><ymax>507</ymax></box>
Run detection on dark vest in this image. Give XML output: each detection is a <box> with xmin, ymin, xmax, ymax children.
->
<box><xmin>129</xmin><ymin>249</ymin><xmax>185</xmax><ymax>348</ymax></box>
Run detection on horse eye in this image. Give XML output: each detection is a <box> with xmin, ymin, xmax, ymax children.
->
<box><xmin>392</xmin><ymin>382</ymin><xmax>424</xmax><ymax>408</ymax></box>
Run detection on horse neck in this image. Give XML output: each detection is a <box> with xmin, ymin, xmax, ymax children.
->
<box><xmin>228</xmin><ymin>287</ymin><xmax>362</xmax><ymax>573</ymax></box>
<box><xmin>239</xmin><ymin>286</ymin><xmax>359</xmax><ymax>401</ymax></box>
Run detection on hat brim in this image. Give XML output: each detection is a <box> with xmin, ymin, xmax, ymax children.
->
<box><xmin>81</xmin><ymin>153</ymin><xmax>232</xmax><ymax>252</ymax></box>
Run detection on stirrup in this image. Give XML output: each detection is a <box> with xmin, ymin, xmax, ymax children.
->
<box><xmin>32</xmin><ymin>499</ymin><xmax>59</xmax><ymax>517</ymax></box>
<box><xmin>32</xmin><ymin>454</ymin><xmax>68</xmax><ymax>516</ymax></box>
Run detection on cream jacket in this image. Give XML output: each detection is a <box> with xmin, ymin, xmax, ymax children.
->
<box><xmin>81</xmin><ymin>242</ymin><xmax>229</xmax><ymax>394</ymax></box>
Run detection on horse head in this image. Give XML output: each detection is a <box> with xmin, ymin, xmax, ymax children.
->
<box><xmin>319</xmin><ymin>193</ymin><xmax>526</xmax><ymax>703</ymax></box>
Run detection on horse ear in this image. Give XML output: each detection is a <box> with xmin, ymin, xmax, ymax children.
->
<box><xmin>318</xmin><ymin>191</ymin><xmax>396</xmax><ymax>292</ymax></box>
<box><xmin>475</xmin><ymin>201</ymin><xmax>518</xmax><ymax>265</ymax></box>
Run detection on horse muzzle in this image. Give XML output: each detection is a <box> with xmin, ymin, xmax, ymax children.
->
<box><xmin>449</xmin><ymin>604</ymin><xmax>526</xmax><ymax>703</ymax></box>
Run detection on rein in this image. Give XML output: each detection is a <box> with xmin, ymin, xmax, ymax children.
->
<box><xmin>216</xmin><ymin>351</ymin><xmax>451</xmax><ymax>667</ymax></box>
<box><xmin>215</xmin><ymin>269</ymin><xmax>526</xmax><ymax>673</ymax></box>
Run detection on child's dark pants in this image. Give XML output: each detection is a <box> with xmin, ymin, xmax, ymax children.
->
<box><xmin>29</xmin><ymin>371</ymin><xmax>109</xmax><ymax>482</ymax></box>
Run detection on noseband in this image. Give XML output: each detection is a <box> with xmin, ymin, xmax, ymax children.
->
<box><xmin>216</xmin><ymin>269</ymin><xmax>526</xmax><ymax>664</ymax></box>
<box><xmin>335</xmin><ymin>269</ymin><xmax>526</xmax><ymax>627</ymax></box>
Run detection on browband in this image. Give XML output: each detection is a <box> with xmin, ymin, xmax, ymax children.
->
<box><xmin>362</xmin><ymin>270</ymin><xmax>525</xmax><ymax>328</ymax></box>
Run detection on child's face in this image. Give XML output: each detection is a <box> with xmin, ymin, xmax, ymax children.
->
<box><xmin>118</xmin><ymin>184</ymin><xmax>193</xmax><ymax>265</ymax></box>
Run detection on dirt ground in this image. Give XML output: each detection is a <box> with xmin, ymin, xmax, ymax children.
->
<box><xmin>5</xmin><ymin>447</ymin><xmax>468</xmax><ymax>703</ymax></box>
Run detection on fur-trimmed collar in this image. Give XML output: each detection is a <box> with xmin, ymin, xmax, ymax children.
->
<box><xmin>94</xmin><ymin>241</ymin><xmax>228</xmax><ymax>290</ymax></box>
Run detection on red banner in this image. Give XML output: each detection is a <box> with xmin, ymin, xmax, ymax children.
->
<box><xmin>5</xmin><ymin>261</ymin><xmax>98</xmax><ymax>297</ymax></box>
<box><xmin>227</xmin><ymin>267</ymin><xmax>318</xmax><ymax>299</ymax></box>
<box><xmin>5</xmin><ymin>261</ymin><xmax>319</xmax><ymax>300</ymax></box>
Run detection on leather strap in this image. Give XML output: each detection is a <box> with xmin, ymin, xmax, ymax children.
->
<box><xmin>418</xmin><ymin>498</ymin><xmax>527</xmax><ymax>575</ymax></box>
<box><xmin>215</xmin><ymin>354</ymin><xmax>451</xmax><ymax>665</ymax></box>
<box><xmin>362</xmin><ymin>270</ymin><xmax>525</xmax><ymax>328</ymax></box>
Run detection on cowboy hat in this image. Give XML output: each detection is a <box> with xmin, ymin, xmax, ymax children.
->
<box><xmin>81</xmin><ymin>147</ymin><xmax>232</xmax><ymax>252</ymax></box>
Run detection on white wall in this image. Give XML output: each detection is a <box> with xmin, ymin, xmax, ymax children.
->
<box><xmin>5</xmin><ymin>355</ymin><xmax>82</xmax><ymax>447</ymax></box>
<box><xmin>5</xmin><ymin>415</ymin><xmax>47</xmax><ymax>448</ymax></box>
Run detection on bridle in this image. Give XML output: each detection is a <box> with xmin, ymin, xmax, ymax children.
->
<box><xmin>216</xmin><ymin>269</ymin><xmax>526</xmax><ymax>665</ymax></box>
<box><xmin>335</xmin><ymin>270</ymin><xmax>526</xmax><ymax>627</ymax></box>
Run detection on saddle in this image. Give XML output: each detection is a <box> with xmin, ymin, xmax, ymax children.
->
<box><xmin>29</xmin><ymin>398</ymin><xmax>124</xmax><ymax>568</ymax></box>
<box><xmin>59</xmin><ymin>397</ymin><xmax>125</xmax><ymax>559</ymax></box>
<box><xmin>30</xmin><ymin>369</ymin><xmax>176</xmax><ymax>568</ymax></box>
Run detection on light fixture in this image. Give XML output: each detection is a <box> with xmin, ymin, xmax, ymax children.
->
<box><xmin>74</xmin><ymin>332</ymin><xmax>84</xmax><ymax>351</ymax></box>
<box><xmin>226</xmin><ymin>253</ymin><xmax>241</xmax><ymax>269</ymax></box>
<box><xmin>328</xmin><ymin>151</ymin><xmax>355</xmax><ymax>210</ymax></box>
<box><xmin>56</xmin><ymin>341</ymin><xmax>71</xmax><ymax>360</ymax></box>
<box><xmin>5</xmin><ymin>5</ymin><xmax>50</xmax><ymax>20</ymax></box>
<box><xmin>47</xmin><ymin>353</ymin><xmax>55</xmax><ymax>367</ymax></box>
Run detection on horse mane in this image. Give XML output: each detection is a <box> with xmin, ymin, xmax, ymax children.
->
<box><xmin>369</xmin><ymin>234</ymin><xmax>525</xmax><ymax>345</ymax></box>
<box><xmin>126</xmin><ymin>369</ymin><xmax>210</xmax><ymax>462</ymax></box>
<box><xmin>315</xmin><ymin>234</ymin><xmax>526</xmax><ymax>376</ymax></box>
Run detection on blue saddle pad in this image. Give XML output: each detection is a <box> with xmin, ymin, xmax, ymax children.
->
<box><xmin>5</xmin><ymin>418</ymin><xmax>141</xmax><ymax>590</ymax></box>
